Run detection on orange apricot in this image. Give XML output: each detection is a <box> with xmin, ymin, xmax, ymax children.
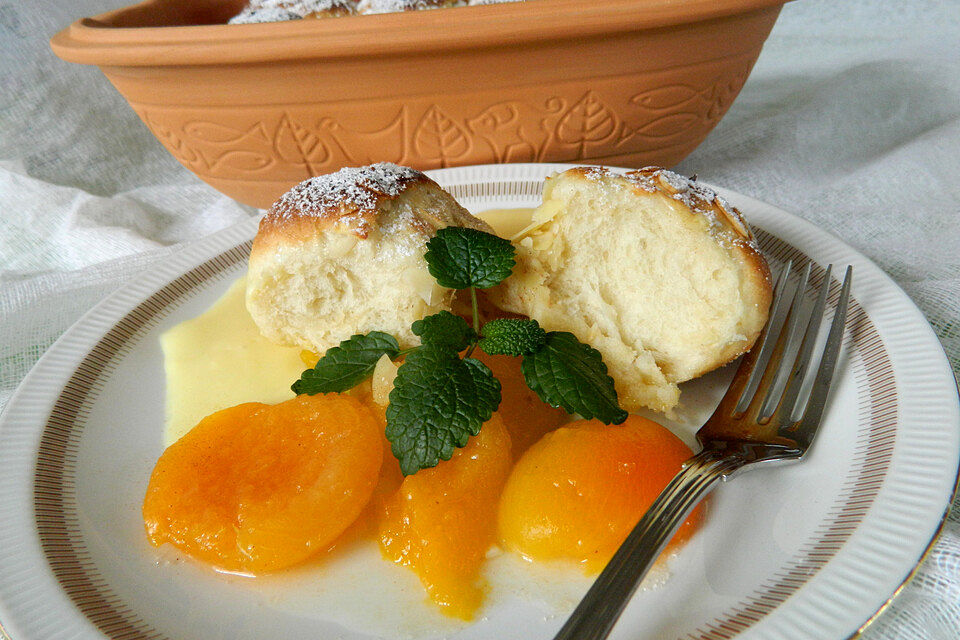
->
<box><xmin>379</xmin><ymin>413</ymin><xmax>512</xmax><ymax>619</ymax></box>
<box><xmin>327</xmin><ymin>403</ymin><xmax>404</xmax><ymax>549</ymax></box>
<box><xmin>364</xmin><ymin>403</ymin><xmax>405</xmax><ymax>509</ymax></box>
<box><xmin>473</xmin><ymin>350</ymin><xmax>569</xmax><ymax>455</ymax></box>
<box><xmin>143</xmin><ymin>394</ymin><xmax>383</xmax><ymax>574</ymax></box>
<box><xmin>454</xmin><ymin>290</ymin><xmax>569</xmax><ymax>455</ymax></box>
<box><xmin>498</xmin><ymin>416</ymin><xmax>700</xmax><ymax>573</ymax></box>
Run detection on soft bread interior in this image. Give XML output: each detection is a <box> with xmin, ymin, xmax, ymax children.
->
<box><xmin>246</xmin><ymin>190</ymin><xmax>453</xmax><ymax>353</ymax></box>
<box><xmin>491</xmin><ymin>169</ymin><xmax>770</xmax><ymax>413</ymax></box>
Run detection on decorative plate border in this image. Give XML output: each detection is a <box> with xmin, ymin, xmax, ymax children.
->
<box><xmin>30</xmin><ymin>182</ymin><xmax>890</xmax><ymax>640</ymax></box>
<box><xmin>0</xmin><ymin>165</ymin><xmax>955</xmax><ymax>640</ymax></box>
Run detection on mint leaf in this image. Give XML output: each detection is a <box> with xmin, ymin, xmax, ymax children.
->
<box><xmin>479</xmin><ymin>318</ymin><xmax>547</xmax><ymax>356</ymax></box>
<box><xmin>386</xmin><ymin>345</ymin><xmax>501</xmax><ymax>475</ymax></box>
<box><xmin>412</xmin><ymin>311</ymin><xmax>477</xmax><ymax>351</ymax></box>
<box><xmin>424</xmin><ymin>227</ymin><xmax>516</xmax><ymax>290</ymax></box>
<box><xmin>521</xmin><ymin>332</ymin><xmax>628</xmax><ymax>424</ymax></box>
<box><xmin>292</xmin><ymin>332</ymin><xmax>399</xmax><ymax>395</ymax></box>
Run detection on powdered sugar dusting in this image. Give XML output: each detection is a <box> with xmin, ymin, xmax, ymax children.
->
<box><xmin>229</xmin><ymin>8</ymin><xmax>300</xmax><ymax>23</ymax></box>
<box><xmin>581</xmin><ymin>165</ymin><xmax>613</xmax><ymax>182</ymax></box>
<box><xmin>358</xmin><ymin>0</ymin><xmax>453</xmax><ymax>13</ymax></box>
<box><xmin>230</xmin><ymin>0</ymin><xmax>523</xmax><ymax>21</ymax></box>
<box><xmin>270</xmin><ymin>163</ymin><xmax>422</xmax><ymax>224</ymax></box>
<box><xmin>229</xmin><ymin>0</ymin><xmax>357</xmax><ymax>23</ymax></box>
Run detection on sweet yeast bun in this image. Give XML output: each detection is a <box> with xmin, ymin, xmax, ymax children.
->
<box><xmin>358</xmin><ymin>0</ymin><xmax>462</xmax><ymax>13</ymax></box>
<box><xmin>229</xmin><ymin>1</ymin><xmax>358</xmax><ymax>24</ymax></box>
<box><xmin>247</xmin><ymin>162</ymin><xmax>493</xmax><ymax>353</ymax></box>
<box><xmin>489</xmin><ymin>166</ymin><xmax>772</xmax><ymax>413</ymax></box>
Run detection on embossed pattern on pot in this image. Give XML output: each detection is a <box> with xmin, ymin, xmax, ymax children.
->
<box><xmin>51</xmin><ymin>0</ymin><xmax>784</xmax><ymax>207</ymax></box>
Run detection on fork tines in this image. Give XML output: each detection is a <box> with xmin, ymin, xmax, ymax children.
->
<box><xmin>734</xmin><ymin>261</ymin><xmax>853</xmax><ymax>444</ymax></box>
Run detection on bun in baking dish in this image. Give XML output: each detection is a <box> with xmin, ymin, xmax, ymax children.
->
<box><xmin>228</xmin><ymin>0</ymin><xmax>510</xmax><ymax>23</ymax></box>
<box><xmin>358</xmin><ymin>0</ymin><xmax>463</xmax><ymax>13</ymax></box>
<box><xmin>246</xmin><ymin>163</ymin><xmax>493</xmax><ymax>353</ymax></box>
<box><xmin>489</xmin><ymin>166</ymin><xmax>772</xmax><ymax>413</ymax></box>
<box><xmin>229</xmin><ymin>1</ymin><xmax>358</xmax><ymax>24</ymax></box>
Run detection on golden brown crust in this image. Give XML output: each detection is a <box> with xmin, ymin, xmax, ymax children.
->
<box><xmin>250</xmin><ymin>162</ymin><xmax>490</xmax><ymax>260</ymax></box>
<box><xmin>255</xmin><ymin>164</ymin><xmax>427</xmax><ymax>238</ymax></box>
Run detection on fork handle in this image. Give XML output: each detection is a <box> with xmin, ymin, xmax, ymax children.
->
<box><xmin>552</xmin><ymin>449</ymin><xmax>746</xmax><ymax>640</ymax></box>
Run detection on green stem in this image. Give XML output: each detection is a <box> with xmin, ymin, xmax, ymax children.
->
<box><xmin>395</xmin><ymin>347</ymin><xmax>417</xmax><ymax>358</ymax></box>
<box><xmin>465</xmin><ymin>287</ymin><xmax>481</xmax><ymax>358</ymax></box>
<box><xmin>470</xmin><ymin>287</ymin><xmax>480</xmax><ymax>334</ymax></box>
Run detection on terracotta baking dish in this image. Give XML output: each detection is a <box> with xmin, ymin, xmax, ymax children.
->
<box><xmin>51</xmin><ymin>0</ymin><xmax>785</xmax><ymax>209</ymax></box>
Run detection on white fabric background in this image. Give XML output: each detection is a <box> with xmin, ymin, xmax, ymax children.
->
<box><xmin>1</xmin><ymin>0</ymin><xmax>958</xmax><ymax>637</ymax></box>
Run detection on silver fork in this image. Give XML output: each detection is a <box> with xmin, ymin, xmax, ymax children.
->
<box><xmin>553</xmin><ymin>261</ymin><xmax>853</xmax><ymax>640</ymax></box>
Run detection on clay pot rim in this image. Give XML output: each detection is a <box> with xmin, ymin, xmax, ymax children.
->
<box><xmin>51</xmin><ymin>0</ymin><xmax>787</xmax><ymax>67</ymax></box>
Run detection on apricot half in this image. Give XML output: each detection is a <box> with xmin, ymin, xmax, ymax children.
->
<box><xmin>498</xmin><ymin>416</ymin><xmax>700</xmax><ymax>573</ymax></box>
<box><xmin>473</xmin><ymin>351</ymin><xmax>569</xmax><ymax>455</ymax></box>
<box><xmin>379</xmin><ymin>413</ymin><xmax>512</xmax><ymax>619</ymax></box>
<box><xmin>330</xmin><ymin>402</ymin><xmax>404</xmax><ymax>548</ymax></box>
<box><xmin>143</xmin><ymin>394</ymin><xmax>383</xmax><ymax>573</ymax></box>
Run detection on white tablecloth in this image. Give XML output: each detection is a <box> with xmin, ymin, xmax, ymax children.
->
<box><xmin>1</xmin><ymin>0</ymin><xmax>958</xmax><ymax>637</ymax></box>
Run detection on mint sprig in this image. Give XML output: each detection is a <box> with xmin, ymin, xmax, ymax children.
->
<box><xmin>521</xmin><ymin>332</ymin><xmax>628</xmax><ymax>425</ymax></box>
<box><xmin>412</xmin><ymin>311</ymin><xmax>477</xmax><ymax>351</ymax></box>
<box><xmin>385</xmin><ymin>345</ymin><xmax>501</xmax><ymax>475</ymax></box>
<box><xmin>425</xmin><ymin>227</ymin><xmax>515</xmax><ymax>290</ymax></box>
<box><xmin>479</xmin><ymin>318</ymin><xmax>546</xmax><ymax>356</ymax></box>
<box><xmin>292</xmin><ymin>332</ymin><xmax>399</xmax><ymax>395</ymax></box>
<box><xmin>291</xmin><ymin>226</ymin><xmax>628</xmax><ymax>475</ymax></box>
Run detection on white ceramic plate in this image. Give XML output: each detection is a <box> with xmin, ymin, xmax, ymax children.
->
<box><xmin>0</xmin><ymin>163</ymin><xmax>957</xmax><ymax>640</ymax></box>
